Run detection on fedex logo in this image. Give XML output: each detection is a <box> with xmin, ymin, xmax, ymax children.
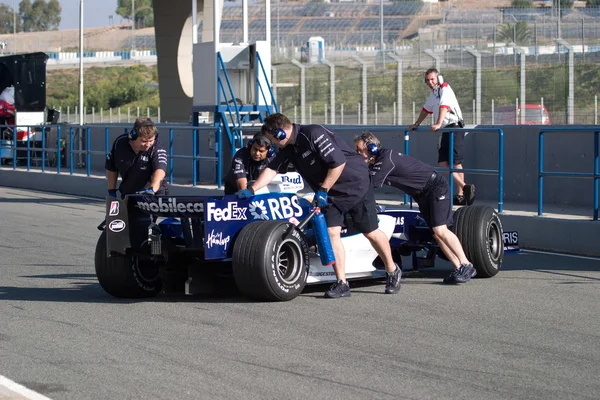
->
<box><xmin>206</xmin><ymin>202</ymin><xmax>248</xmax><ymax>222</ymax></box>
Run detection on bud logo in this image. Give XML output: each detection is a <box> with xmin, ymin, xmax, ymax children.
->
<box><xmin>136</xmin><ymin>198</ymin><xmax>204</xmax><ymax>214</ymax></box>
<box><xmin>249</xmin><ymin>196</ymin><xmax>303</xmax><ymax>221</ymax></box>
<box><xmin>109</xmin><ymin>201</ymin><xmax>120</xmax><ymax>216</ymax></box>
<box><xmin>281</xmin><ymin>175</ymin><xmax>302</xmax><ymax>185</ymax></box>
<box><xmin>206</xmin><ymin>202</ymin><xmax>247</xmax><ymax>222</ymax></box>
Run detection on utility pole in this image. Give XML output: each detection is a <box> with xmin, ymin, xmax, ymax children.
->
<box><xmin>13</xmin><ymin>0</ymin><xmax>16</xmax><ymax>54</ymax></box>
<box><xmin>131</xmin><ymin>0</ymin><xmax>135</xmax><ymax>52</ymax></box>
<box><xmin>79</xmin><ymin>0</ymin><xmax>84</xmax><ymax>166</ymax></box>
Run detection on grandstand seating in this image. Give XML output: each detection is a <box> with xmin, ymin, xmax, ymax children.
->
<box><xmin>218</xmin><ymin>1</ymin><xmax>423</xmax><ymax>48</ymax></box>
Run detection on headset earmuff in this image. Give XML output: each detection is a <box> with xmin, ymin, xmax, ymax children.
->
<box><xmin>129</xmin><ymin>121</ymin><xmax>158</xmax><ymax>141</ymax></box>
<box><xmin>248</xmin><ymin>135</ymin><xmax>275</xmax><ymax>158</ymax></box>
<box><xmin>361</xmin><ymin>135</ymin><xmax>380</xmax><ymax>157</ymax></box>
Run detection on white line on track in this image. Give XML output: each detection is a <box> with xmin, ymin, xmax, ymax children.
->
<box><xmin>0</xmin><ymin>375</ymin><xmax>52</xmax><ymax>400</ymax></box>
<box><xmin>522</xmin><ymin>249</ymin><xmax>600</xmax><ymax>261</ymax></box>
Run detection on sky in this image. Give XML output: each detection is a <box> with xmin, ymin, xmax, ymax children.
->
<box><xmin>0</xmin><ymin>1</ymin><xmax>125</xmax><ymax>31</ymax></box>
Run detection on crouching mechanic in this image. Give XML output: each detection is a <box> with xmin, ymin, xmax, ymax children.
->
<box><xmin>223</xmin><ymin>133</ymin><xmax>276</xmax><ymax>195</ymax></box>
<box><xmin>236</xmin><ymin>113</ymin><xmax>400</xmax><ymax>298</ymax></box>
<box><xmin>355</xmin><ymin>132</ymin><xmax>476</xmax><ymax>284</ymax></box>
<box><xmin>105</xmin><ymin>117</ymin><xmax>168</xmax><ymax>197</ymax></box>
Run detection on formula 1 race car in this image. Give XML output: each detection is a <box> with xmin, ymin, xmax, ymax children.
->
<box><xmin>95</xmin><ymin>174</ymin><xmax>506</xmax><ymax>301</ymax></box>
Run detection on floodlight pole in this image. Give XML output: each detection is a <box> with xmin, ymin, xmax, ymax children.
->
<box><xmin>132</xmin><ymin>0</ymin><xmax>135</xmax><ymax>52</ymax></box>
<box><xmin>79</xmin><ymin>0</ymin><xmax>84</xmax><ymax>166</ymax></box>
<box><xmin>13</xmin><ymin>0</ymin><xmax>16</xmax><ymax>54</ymax></box>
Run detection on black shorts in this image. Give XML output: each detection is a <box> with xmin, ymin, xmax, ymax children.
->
<box><xmin>322</xmin><ymin>189</ymin><xmax>379</xmax><ymax>234</ymax></box>
<box><xmin>414</xmin><ymin>175</ymin><xmax>453</xmax><ymax>229</ymax></box>
<box><xmin>438</xmin><ymin>126</ymin><xmax>465</xmax><ymax>165</ymax></box>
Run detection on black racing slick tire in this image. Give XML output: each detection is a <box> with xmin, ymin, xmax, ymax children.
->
<box><xmin>94</xmin><ymin>230</ymin><xmax>162</xmax><ymax>298</ymax></box>
<box><xmin>232</xmin><ymin>220</ymin><xmax>309</xmax><ymax>301</ymax></box>
<box><xmin>451</xmin><ymin>205</ymin><xmax>504</xmax><ymax>278</ymax></box>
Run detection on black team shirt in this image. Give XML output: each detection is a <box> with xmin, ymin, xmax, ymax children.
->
<box><xmin>105</xmin><ymin>134</ymin><xmax>168</xmax><ymax>195</ymax></box>
<box><xmin>223</xmin><ymin>147</ymin><xmax>274</xmax><ymax>195</ymax></box>
<box><xmin>268</xmin><ymin>124</ymin><xmax>370</xmax><ymax>212</ymax></box>
<box><xmin>370</xmin><ymin>148</ymin><xmax>434</xmax><ymax>197</ymax></box>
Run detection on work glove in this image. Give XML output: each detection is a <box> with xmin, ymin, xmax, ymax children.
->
<box><xmin>312</xmin><ymin>188</ymin><xmax>328</xmax><ymax>208</ymax></box>
<box><xmin>136</xmin><ymin>188</ymin><xmax>155</xmax><ymax>195</ymax></box>
<box><xmin>236</xmin><ymin>188</ymin><xmax>254</xmax><ymax>199</ymax></box>
<box><xmin>108</xmin><ymin>189</ymin><xmax>118</xmax><ymax>198</ymax></box>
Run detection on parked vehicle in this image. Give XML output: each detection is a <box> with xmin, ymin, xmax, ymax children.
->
<box><xmin>0</xmin><ymin>52</ymin><xmax>62</xmax><ymax>166</ymax></box>
<box><xmin>490</xmin><ymin>104</ymin><xmax>551</xmax><ymax>125</ymax></box>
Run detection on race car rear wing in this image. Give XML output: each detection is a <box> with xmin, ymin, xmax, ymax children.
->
<box><xmin>103</xmin><ymin>193</ymin><xmax>312</xmax><ymax>260</ymax></box>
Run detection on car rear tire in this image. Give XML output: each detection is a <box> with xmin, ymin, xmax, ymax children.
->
<box><xmin>451</xmin><ymin>205</ymin><xmax>503</xmax><ymax>278</ymax></box>
<box><xmin>232</xmin><ymin>220</ymin><xmax>309</xmax><ymax>301</ymax></box>
<box><xmin>94</xmin><ymin>230</ymin><xmax>162</xmax><ymax>298</ymax></box>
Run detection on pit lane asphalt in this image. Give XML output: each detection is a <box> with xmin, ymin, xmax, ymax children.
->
<box><xmin>1</xmin><ymin>187</ymin><xmax>599</xmax><ymax>400</ymax></box>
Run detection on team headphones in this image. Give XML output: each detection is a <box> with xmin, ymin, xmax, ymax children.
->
<box><xmin>247</xmin><ymin>133</ymin><xmax>275</xmax><ymax>157</ymax></box>
<box><xmin>262</xmin><ymin>123</ymin><xmax>287</xmax><ymax>141</ymax></box>
<box><xmin>360</xmin><ymin>134</ymin><xmax>380</xmax><ymax>157</ymax></box>
<box><xmin>424</xmin><ymin>68</ymin><xmax>444</xmax><ymax>87</ymax></box>
<box><xmin>129</xmin><ymin>120</ymin><xmax>159</xmax><ymax>141</ymax></box>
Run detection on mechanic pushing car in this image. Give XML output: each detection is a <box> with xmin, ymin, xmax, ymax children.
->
<box><xmin>105</xmin><ymin>117</ymin><xmax>168</xmax><ymax>197</ymax></box>
<box><xmin>236</xmin><ymin>113</ymin><xmax>401</xmax><ymax>298</ymax></box>
<box><xmin>355</xmin><ymin>131</ymin><xmax>476</xmax><ymax>284</ymax></box>
<box><xmin>223</xmin><ymin>132</ymin><xmax>277</xmax><ymax>195</ymax></box>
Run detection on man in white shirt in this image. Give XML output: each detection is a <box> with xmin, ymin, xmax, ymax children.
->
<box><xmin>408</xmin><ymin>68</ymin><xmax>475</xmax><ymax>206</ymax></box>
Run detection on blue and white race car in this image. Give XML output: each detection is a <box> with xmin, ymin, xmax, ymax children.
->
<box><xmin>95</xmin><ymin>173</ymin><xmax>508</xmax><ymax>301</ymax></box>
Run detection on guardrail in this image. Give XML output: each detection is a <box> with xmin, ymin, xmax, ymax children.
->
<box><xmin>0</xmin><ymin>123</ymin><xmax>223</xmax><ymax>188</ymax></box>
<box><xmin>405</xmin><ymin>127</ymin><xmax>505</xmax><ymax>213</ymax></box>
<box><xmin>538</xmin><ymin>127</ymin><xmax>599</xmax><ymax>220</ymax></box>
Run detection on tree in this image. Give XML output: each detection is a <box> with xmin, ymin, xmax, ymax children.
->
<box><xmin>554</xmin><ymin>0</ymin><xmax>573</xmax><ymax>7</ymax></box>
<box><xmin>511</xmin><ymin>0</ymin><xmax>533</xmax><ymax>7</ymax></box>
<box><xmin>0</xmin><ymin>4</ymin><xmax>21</xmax><ymax>34</ymax></box>
<box><xmin>19</xmin><ymin>0</ymin><xmax>61</xmax><ymax>32</ymax></box>
<box><xmin>497</xmin><ymin>22</ymin><xmax>532</xmax><ymax>45</ymax></box>
<box><xmin>586</xmin><ymin>0</ymin><xmax>600</xmax><ymax>6</ymax></box>
<box><xmin>116</xmin><ymin>0</ymin><xmax>154</xmax><ymax>29</ymax></box>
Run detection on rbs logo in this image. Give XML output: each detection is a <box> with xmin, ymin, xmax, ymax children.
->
<box><xmin>250</xmin><ymin>196</ymin><xmax>304</xmax><ymax>220</ymax></box>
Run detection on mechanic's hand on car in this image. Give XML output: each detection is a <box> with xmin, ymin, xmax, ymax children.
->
<box><xmin>236</xmin><ymin>187</ymin><xmax>254</xmax><ymax>199</ymax></box>
<box><xmin>313</xmin><ymin>188</ymin><xmax>328</xmax><ymax>208</ymax></box>
<box><xmin>136</xmin><ymin>188</ymin><xmax>155</xmax><ymax>195</ymax></box>
<box><xmin>108</xmin><ymin>189</ymin><xmax>118</xmax><ymax>198</ymax></box>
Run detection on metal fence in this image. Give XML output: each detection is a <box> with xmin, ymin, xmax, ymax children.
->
<box><xmin>272</xmin><ymin>43</ymin><xmax>600</xmax><ymax>126</ymax></box>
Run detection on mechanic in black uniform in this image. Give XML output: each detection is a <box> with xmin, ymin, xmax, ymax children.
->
<box><xmin>223</xmin><ymin>133</ymin><xmax>275</xmax><ymax>195</ymax></box>
<box><xmin>236</xmin><ymin>113</ymin><xmax>400</xmax><ymax>298</ymax></box>
<box><xmin>355</xmin><ymin>131</ymin><xmax>476</xmax><ymax>284</ymax></box>
<box><xmin>105</xmin><ymin>117</ymin><xmax>168</xmax><ymax>198</ymax></box>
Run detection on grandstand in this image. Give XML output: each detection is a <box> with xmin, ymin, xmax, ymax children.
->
<box><xmin>218</xmin><ymin>0</ymin><xmax>423</xmax><ymax>47</ymax></box>
<box><xmin>2</xmin><ymin>0</ymin><xmax>600</xmax><ymax>55</ymax></box>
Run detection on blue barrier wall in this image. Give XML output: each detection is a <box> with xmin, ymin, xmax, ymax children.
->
<box><xmin>3</xmin><ymin>123</ymin><xmax>599</xmax><ymax>211</ymax></box>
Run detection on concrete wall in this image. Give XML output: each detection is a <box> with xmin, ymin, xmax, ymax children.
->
<box><xmin>152</xmin><ymin>0</ymin><xmax>202</xmax><ymax>123</ymax></box>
